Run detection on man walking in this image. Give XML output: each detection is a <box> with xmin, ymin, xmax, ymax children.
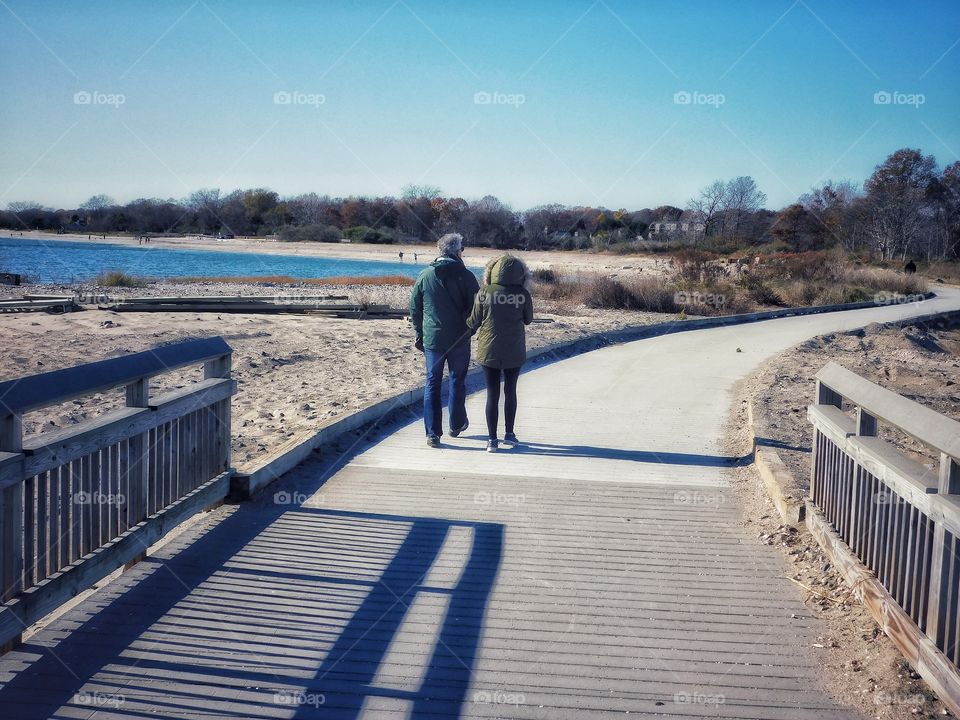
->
<box><xmin>409</xmin><ymin>233</ymin><xmax>480</xmax><ymax>447</ymax></box>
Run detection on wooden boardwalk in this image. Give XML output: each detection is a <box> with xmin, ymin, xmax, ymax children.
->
<box><xmin>1</xmin><ymin>289</ymin><xmax>959</xmax><ymax>719</ymax></box>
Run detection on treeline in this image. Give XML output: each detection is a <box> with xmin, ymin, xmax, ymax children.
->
<box><xmin>3</xmin><ymin>148</ymin><xmax>958</xmax><ymax>261</ymax></box>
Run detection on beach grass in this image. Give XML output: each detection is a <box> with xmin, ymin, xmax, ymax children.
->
<box><xmin>94</xmin><ymin>270</ymin><xmax>148</xmax><ymax>288</ymax></box>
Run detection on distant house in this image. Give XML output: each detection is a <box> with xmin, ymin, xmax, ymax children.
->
<box><xmin>648</xmin><ymin>211</ymin><xmax>705</xmax><ymax>241</ymax></box>
<box><xmin>60</xmin><ymin>220</ymin><xmax>86</xmax><ymax>232</ymax></box>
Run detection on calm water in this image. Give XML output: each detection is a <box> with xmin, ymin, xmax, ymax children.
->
<box><xmin>0</xmin><ymin>237</ymin><xmax>428</xmax><ymax>284</ymax></box>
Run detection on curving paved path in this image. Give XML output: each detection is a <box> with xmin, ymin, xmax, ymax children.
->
<box><xmin>1</xmin><ymin>287</ymin><xmax>958</xmax><ymax>719</ymax></box>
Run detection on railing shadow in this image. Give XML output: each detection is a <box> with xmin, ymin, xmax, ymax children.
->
<box><xmin>0</xmin><ymin>501</ymin><xmax>503</xmax><ymax>719</ymax></box>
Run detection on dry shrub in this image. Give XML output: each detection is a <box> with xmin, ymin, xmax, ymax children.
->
<box><xmin>95</xmin><ymin>270</ymin><xmax>148</xmax><ymax>288</ymax></box>
<box><xmin>532</xmin><ymin>267</ymin><xmax>560</xmax><ymax>284</ymax></box>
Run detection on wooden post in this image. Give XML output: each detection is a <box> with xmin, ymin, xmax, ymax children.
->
<box><xmin>124</xmin><ymin>379</ymin><xmax>150</xmax><ymax>569</ymax></box>
<box><xmin>927</xmin><ymin>454</ymin><xmax>960</xmax><ymax>649</ymax></box>
<box><xmin>0</xmin><ymin>413</ymin><xmax>24</xmax><ymax>651</ymax></box>
<box><xmin>940</xmin><ymin>454</ymin><xmax>960</xmax><ymax>495</ymax></box>
<box><xmin>204</xmin><ymin>354</ymin><xmax>232</xmax><ymax>475</ymax></box>
<box><xmin>816</xmin><ymin>380</ymin><xmax>843</xmax><ymax>408</ymax></box>
<box><xmin>856</xmin><ymin>407</ymin><xmax>878</xmax><ymax>437</ymax></box>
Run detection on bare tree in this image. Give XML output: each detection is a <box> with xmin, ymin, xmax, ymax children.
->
<box><xmin>687</xmin><ymin>180</ymin><xmax>729</xmax><ymax>242</ymax></box>
<box><xmin>723</xmin><ymin>176</ymin><xmax>766</xmax><ymax>237</ymax></box>
<box><xmin>864</xmin><ymin>149</ymin><xmax>938</xmax><ymax>260</ymax></box>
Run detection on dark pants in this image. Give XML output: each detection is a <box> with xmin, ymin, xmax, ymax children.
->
<box><xmin>483</xmin><ymin>365</ymin><xmax>520</xmax><ymax>440</ymax></box>
<box><xmin>423</xmin><ymin>341</ymin><xmax>470</xmax><ymax>438</ymax></box>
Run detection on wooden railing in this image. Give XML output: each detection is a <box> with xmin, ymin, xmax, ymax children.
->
<box><xmin>0</xmin><ymin>337</ymin><xmax>235</xmax><ymax>650</ymax></box>
<box><xmin>808</xmin><ymin>362</ymin><xmax>960</xmax><ymax>713</ymax></box>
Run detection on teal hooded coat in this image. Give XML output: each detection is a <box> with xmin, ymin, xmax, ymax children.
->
<box><xmin>409</xmin><ymin>255</ymin><xmax>480</xmax><ymax>352</ymax></box>
<box><xmin>467</xmin><ymin>255</ymin><xmax>534</xmax><ymax>369</ymax></box>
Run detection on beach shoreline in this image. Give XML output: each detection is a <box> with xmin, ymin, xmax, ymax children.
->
<box><xmin>5</xmin><ymin>230</ymin><xmax>661</xmax><ymax>274</ymax></box>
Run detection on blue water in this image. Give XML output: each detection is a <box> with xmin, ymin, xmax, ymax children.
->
<box><xmin>0</xmin><ymin>237</ymin><xmax>430</xmax><ymax>284</ymax></box>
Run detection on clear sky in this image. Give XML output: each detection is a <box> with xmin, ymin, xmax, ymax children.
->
<box><xmin>2</xmin><ymin>0</ymin><xmax>958</xmax><ymax>211</ymax></box>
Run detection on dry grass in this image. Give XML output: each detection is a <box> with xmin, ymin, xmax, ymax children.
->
<box><xmin>168</xmin><ymin>274</ymin><xmax>415</xmax><ymax>286</ymax></box>
<box><xmin>535</xmin><ymin>250</ymin><xmax>929</xmax><ymax>317</ymax></box>
<box><xmin>94</xmin><ymin>270</ymin><xmax>148</xmax><ymax>288</ymax></box>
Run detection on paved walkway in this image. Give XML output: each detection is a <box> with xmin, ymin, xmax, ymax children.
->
<box><xmin>1</xmin><ymin>288</ymin><xmax>959</xmax><ymax>719</ymax></box>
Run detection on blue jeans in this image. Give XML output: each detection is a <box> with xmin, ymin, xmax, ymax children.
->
<box><xmin>423</xmin><ymin>341</ymin><xmax>470</xmax><ymax>438</ymax></box>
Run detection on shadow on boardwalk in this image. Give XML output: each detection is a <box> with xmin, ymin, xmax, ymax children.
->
<box><xmin>450</xmin><ymin>437</ymin><xmax>737</xmax><ymax>467</ymax></box>
<box><xmin>0</xmin><ymin>500</ymin><xmax>504</xmax><ymax>719</ymax></box>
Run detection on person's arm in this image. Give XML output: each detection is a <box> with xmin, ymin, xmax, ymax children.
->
<box><xmin>522</xmin><ymin>289</ymin><xmax>534</xmax><ymax>325</ymax></box>
<box><xmin>409</xmin><ymin>277</ymin><xmax>425</xmax><ymax>350</ymax></box>
<box><xmin>466</xmin><ymin>288</ymin><xmax>486</xmax><ymax>335</ymax></box>
<box><xmin>462</xmin><ymin>269</ymin><xmax>480</xmax><ymax>318</ymax></box>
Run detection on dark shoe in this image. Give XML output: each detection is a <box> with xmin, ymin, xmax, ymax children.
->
<box><xmin>503</xmin><ymin>432</ymin><xmax>520</xmax><ymax>445</ymax></box>
<box><xmin>449</xmin><ymin>419</ymin><xmax>469</xmax><ymax>438</ymax></box>
<box><xmin>486</xmin><ymin>439</ymin><xmax>498</xmax><ymax>453</ymax></box>
<box><xmin>426</xmin><ymin>435</ymin><xmax>441</xmax><ymax>448</ymax></box>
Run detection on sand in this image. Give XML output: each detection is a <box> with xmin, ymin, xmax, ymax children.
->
<box><xmin>9</xmin><ymin>230</ymin><xmax>665</xmax><ymax>275</ymax></box>
<box><xmin>2</xmin><ymin>279</ymin><xmax>669</xmax><ymax>471</ymax></box>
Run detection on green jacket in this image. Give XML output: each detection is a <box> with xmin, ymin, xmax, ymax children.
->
<box><xmin>409</xmin><ymin>255</ymin><xmax>480</xmax><ymax>352</ymax></box>
<box><xmin>467</xmin><ymin>255</ymin><xmax>534</xmax><ymax>369</ymax></box>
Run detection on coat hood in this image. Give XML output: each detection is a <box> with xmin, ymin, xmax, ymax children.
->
<box><xmin>483</xmin><ymin>254</ymin><xmax>530</xmax><ymax>289</ymax></box>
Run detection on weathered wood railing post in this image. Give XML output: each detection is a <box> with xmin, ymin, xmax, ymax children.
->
<box><xmin>810</xmin><ymin>379</ymin><xmax>843</xmax><ymax>502</ymax></box>
<box><xmin>0</xmin><ymin>412</ymin><xmax>23</xmax><ymax>651</ymax></box>
<box><xmin>125</xmin><ymin>378</ymin><xmax>150</xmax><ymax>568</ymax></box>
<box><xmin>928</xmin><ymin>453</ymin><xmax>960</xmax><ymax>653</ymax></box>
<box><xmin>204</xmin><ymin>353</ymin><xmax>233</xmax><ymax>477</ymax></box>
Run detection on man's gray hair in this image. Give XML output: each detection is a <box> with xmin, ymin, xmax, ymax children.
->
<box><xmin>437</xmin><ymin>233</ymin><xmax>463</xmax><ymax>257</ymax></box>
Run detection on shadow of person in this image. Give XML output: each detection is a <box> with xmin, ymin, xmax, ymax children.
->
<box><xmin>443</xmin><ymin>438</ymin><xmax>736</xmax><ymax>467</ymax></box>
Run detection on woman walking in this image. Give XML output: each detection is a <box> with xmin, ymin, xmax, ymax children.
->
<box><xmin>467</xmin><ymin>254</ymin><xmax>534</xmax><ymax>452</ymax></box>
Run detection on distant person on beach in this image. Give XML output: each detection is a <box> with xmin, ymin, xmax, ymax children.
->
<box><xmin>398</xmin><ymin>251</ymin><xmax>404</xmax><ymax>262</ymax></box>
<box><xmin>467</xmin><ymin>254</ymin><xmax>533</xmax><ymax>453</ymax></box>
<box><xmin>409</xmin><ymin>233</ymin><xmax>480</xmax><ymax>448</ymax></box>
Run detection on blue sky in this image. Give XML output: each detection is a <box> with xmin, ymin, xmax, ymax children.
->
<box><xmin>2</xmin><ymin>0</ymin><xmax>958</xmax><ymax>211</ymax></box>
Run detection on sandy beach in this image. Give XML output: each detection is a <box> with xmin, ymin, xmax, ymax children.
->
<box><xmin>9</xmin><ymin>230</ymin><xmax>663</xmax><ymax>275</ymax></box>
<box><xmin>2</xmin><ymin>279</ymin><xmax>669</xmax><ymax>472</ymax></box>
